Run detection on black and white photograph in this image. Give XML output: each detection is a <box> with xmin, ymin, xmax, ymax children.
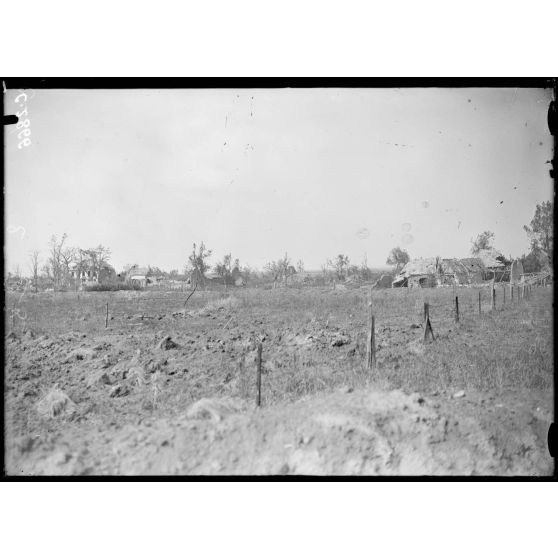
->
<box><xmin>3</xmin><ymin>82</ymin><xmax>555</xmax><ymax>476</ymax></box>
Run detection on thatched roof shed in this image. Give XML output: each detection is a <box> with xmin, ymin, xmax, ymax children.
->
<box><xmin>476</xmin><ymin>248</ymin><xmax>508</xmax><ymax>269</ymax></box>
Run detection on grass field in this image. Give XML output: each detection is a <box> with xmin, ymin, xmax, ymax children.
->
<box><xmin>6</xmin><ymin>283</ymin><xmax>553</xmax><ymax>401</ymax></box>
<box><xmin>4</xmin><ymin>283</ymin><xmax>553</xmax><ymax>475</ymax></box>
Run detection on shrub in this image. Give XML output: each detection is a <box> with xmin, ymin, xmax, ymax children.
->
<box><xmin>83</xmin><ymin>282</ymin><xmax>142</xmax><ymax>292</ymax></box>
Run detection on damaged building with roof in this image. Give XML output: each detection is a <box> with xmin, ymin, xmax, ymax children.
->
<box><xmin>392</xmin><ymin>258</ymin><xmax>441</xmax><ymax>288</ymax></box>
<box><xmin>392</xmin><ymin>250</ymin><xmax>511</xmax><ymax>288</ymax></box>
<box><xmin>475</xmin><ymin>248</ymin><xmax>510</xmax><ymax>281</ymax></box>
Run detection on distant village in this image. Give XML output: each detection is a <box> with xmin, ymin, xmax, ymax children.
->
<box><xmin>5</xmin><ymin>242</ymin><xmax>552</xmax><ymax>294</ymax></box>
<box><xmin>5</xmin><ymin>201</ymin><xmax>553</xmax><ymax>293</ymax></box>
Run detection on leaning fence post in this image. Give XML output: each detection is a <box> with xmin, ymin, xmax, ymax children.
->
<box><xmin>478</xmin><ymin>291</ymin><xmax>481</xmax><ymax>315</ymax></box>
<box><xmin>256</xmin><ymin>342</ymin><xmax>262</xmax><ymax>407</ymax></box>
<box><xmin>455</xmin><ymin>296</ymin><xmax>459</xmax><ymax>323</ymax></box>
<box><xmin>423</xmin><ymin>302</ymin><xmax>435</xmax><ymax>342</ymax></box>
<box><xmin>105</xmin><ymin>302</ymin><xmax>109</xmax><ymax>328</ymax></box>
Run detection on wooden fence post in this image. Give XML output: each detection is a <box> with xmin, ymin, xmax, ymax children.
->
<box><xmin>491</xmin><ymin>280</ymin><xmax>495</xmax><ymax>311</ymax></box>
<box><xmin>105</xmin><ymin>302</ymin><xmax>109</xmax><ymax>328</ymax></box>
<box><xmin>503</xmin><ymin>285</ymin><xmax>506</xmax><ymax>305</ymax></box>
<box><xmin>423</xmin><ymin>302</ymin><xmax>435</xmax><ymax>342</ymax></box>
<box><xmin>366</xmin><ymin>308</ymin><xmax>376</xmax><ymax>370</ymax></box>
<box><xmin>256</xmin><ymin>342</ymin><xmax>262</xmax><ymax>407</ymax></box>
<box><xmin>478</xmin><ymin>291</ymin><xmax>481</xmax><ymax>315</ymax></box>
<box><xmin>455</xmin><ymin>296</ymin><xmax>459</xmax><ymax>323</ymax></box>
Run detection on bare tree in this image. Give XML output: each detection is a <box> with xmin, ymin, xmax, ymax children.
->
<box><xmin>41</xmin><ymin>263</ymin><xmax>52</xmax><ymax>280</ymax></box>
<box><xmin>29</xmin><ymin>250</ymin><xmax>40</xmax><ymax>292</ymax></box>
<box><xmin>95</xmin><ymin>244</ymin><xmax>112</xmax><ymax>268</ymax></box>
<box><xmin>48</xmin><ymin>233</ymin><xmax>68</xmax><ymax>289</ymax></box>
<box><xmin>60</xmin><ymin>245</ymin><xmax>76</xmax><ymax>285</ymax></box>
<box><xmin>360</xmin><ymin>253</ymin><xmax>371</xmax><ymax>281</ymax></box>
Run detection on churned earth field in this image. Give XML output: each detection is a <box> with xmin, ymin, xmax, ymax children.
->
<box><xmin>4</xmin><ymin>284</ymin><xmax>554</xmax><ymax>475</ymax></box>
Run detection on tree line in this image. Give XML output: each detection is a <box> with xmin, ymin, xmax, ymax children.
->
<box><xmin>8</xmin><ymin>200</ymin><xmax>553</xmax><ymax>290</ymax></box>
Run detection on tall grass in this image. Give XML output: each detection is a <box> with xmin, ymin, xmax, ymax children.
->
<box><xmin>6</xmin><ymin>286</ymin><xmax>553</xmax><ymax>403</ymax></box>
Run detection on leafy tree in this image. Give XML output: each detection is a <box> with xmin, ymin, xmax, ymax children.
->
<box><xmin>240</xmin><ymin>265</ymin><xmax>253</xmax><ymax>283</ymax></box>
<box><xmin>147</xmin><ymin>266</ymin><xmax>165</xmax><ymax>277</ymax></box>
<box><xmin>78</xmin><ymin>245</ymin><xmax>112</xmax><ymax>281</ymax></box>
<box><xmin>520</xmin><ymin>251</ymin><xmax>542</xmax><ymax>274</ymax></box>
<box><xmin>347</xmin><ymin>264</ymin><xmax>360</xmax><ymax>278</ymax></box>
<box><xmin>471</xmin><ymin>231</ymin><xmax>495</xmax><ymax>255</ymax></box>
<box><xmin>186</xmin><ymin>242</ymin><xmax>212</xmax><ymax>286</ymax></box>
<box><xmin>265</xmin><ymin>253</ymin><xmax>295</xmax><ymax>285</ymax></box>
<box><xmin>215</xmin><ymin>253</ymin><xmax>233</xmax><ymax>286</ymax></box>
<box><xmin>296</xmin><ymin>259</ymin><xmax>305</xmax><ymax>273</ymax></box>
<box><xmin>386</xmin><ymin>246</ymin><xmax>410</xmax><ymax>273</ymax></box>
<box><xmin>524</xmin><ymin>200</ymin><xmax>553</xmax><ymax>267</ymax></box>
<box><xmin>334</xmin><ymin>254</ymin><xmax>350</xmax><ymax>280</ymax></box>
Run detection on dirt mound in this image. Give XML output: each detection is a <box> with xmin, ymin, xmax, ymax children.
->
<box><xmin>8</xmin><ymin>386</ymin><xmax>552</xmax><ymax>475</ymax></box>
<box><xmin>185</xmin><ymin>397</ymin><xmax>247</xmax><ymax>422</ymax></box>
<box><xmin>36</xmin><ymin>387</ymin><xmax>77</xmax><ymax>419</ymax></box>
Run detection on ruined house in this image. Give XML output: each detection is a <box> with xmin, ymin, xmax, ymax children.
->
<box><xmin>126</xmin><ymin>266</ymin><xmax>150</xmax><ymax>287</ymax></box>
<box><xmin>69</xmin><ymin>260</ymin><xmax>116</xmax><ymax>285</ymax></box>
<box><xmin>393</xmin><ymin>256</ymin><xmax>490</xmax><ymax>288</ymax></box>
<box><xmin>392</xmin><ymin>258</ymin><xmax>440</xmax><ymax>288</ymax></box>
<box><xmin>437</xmin><ymin>259</ymin><xmax>469</xmax><ymax>286</ymax></box>
<box><xmin>456</xmin><ymin>258</ymin><xmax>485</xmax><ymax>284</ymax></box>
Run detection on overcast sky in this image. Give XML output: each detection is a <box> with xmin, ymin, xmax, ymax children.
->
<box><xmin>4</xmin><ymin>87</ymin><xmax>553</xmax><ymax>274</ymax></box>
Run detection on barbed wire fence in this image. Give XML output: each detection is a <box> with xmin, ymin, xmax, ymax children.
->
<box><xmin>7</xmin><ymin>278</ymin><xmax>551</xmax><ymax>336</ymax></box>
<box><xmin>6</xmin><ymin>278</ymin><xmax>552</xmax><ymax>407</ymax></box>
